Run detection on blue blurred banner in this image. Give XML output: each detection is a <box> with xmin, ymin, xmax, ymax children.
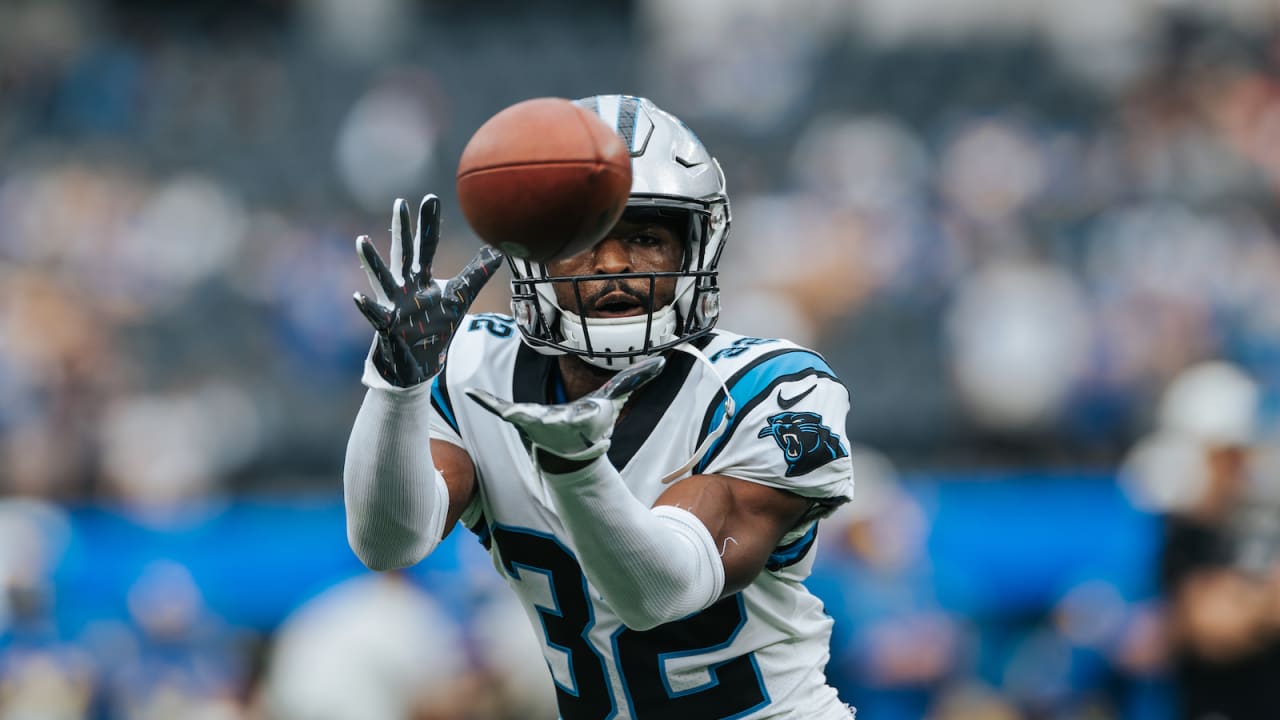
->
<box><xmin>922</xmin><ymin>471</ymin><xmax>1162</xmax><ymax>614</ymax></box>
<box><xmin>48</xmin><ymin>473</ymin><xmax>1161</xmax><ymax>633</ymax></box>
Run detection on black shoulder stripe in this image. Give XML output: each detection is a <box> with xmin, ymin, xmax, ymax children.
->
<box><xmin>513</xmin><ymin>341</ymin><xmax>555</xmax><ymax>405</ymax></box>
<box><xmin>607</xmin><ymin>346</ymin><xmax>699</xmax><ymax>469</ymax></box>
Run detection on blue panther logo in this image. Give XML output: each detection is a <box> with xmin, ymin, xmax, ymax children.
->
<box><xmin>757</xmin><ymin>411</ymin><xmax>848</xmax><ymax>477</ymax></box>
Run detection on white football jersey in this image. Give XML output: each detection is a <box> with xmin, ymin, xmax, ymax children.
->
<box><xmin>429</xmin><ymin>313</ymin><xmax>856</xmax><ymax>720</ymax></box>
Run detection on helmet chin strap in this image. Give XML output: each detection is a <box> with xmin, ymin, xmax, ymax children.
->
<box><xmin>558</xmin><ymin>305</ymin><xmax>679</xmax><ymax>370</ymax></box>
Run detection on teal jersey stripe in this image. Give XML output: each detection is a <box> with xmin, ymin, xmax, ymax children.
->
<box><xmin>766</xmin><ymin>523</ymin><xmax>818</xmax><ymax>571</ymax></box>
<box><xmin>431</xmin><ymin>371</ymin><xmax>459</xmax><ymax>435</ymax></box>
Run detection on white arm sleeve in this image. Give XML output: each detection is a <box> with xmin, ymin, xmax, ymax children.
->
<box><xmin>540</xmin><ymin>455</ymin><xmax>725</xmax><ymax>631</ymax></box>
<box><xmin>343</xmin><ymin>381</ymin><xmax>450</xmax><ymax>571</ymax></box>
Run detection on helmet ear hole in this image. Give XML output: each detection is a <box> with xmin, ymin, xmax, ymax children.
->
<box><xmin>512</xmin><ymin>298</ymin><xmax>537</xmax><ymax>333</ymax></box>
<box><xmin>696</xmin><ymin>289</ymin><xmax>721</xmax><ymax>328</ymax></box>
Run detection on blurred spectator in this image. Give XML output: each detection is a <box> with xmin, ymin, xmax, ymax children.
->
<box><xmin>946</xmin><ymin>258</ymin><xmax>1092</xmax><ymax>434</ymax></box>
<box><xmin>1126</xmin><ymin>362</ymin><xmax>1280</xmax><ymax>719</ymax></box>
<box><xmin>334</xmin><ymin>70</ymin><xmax>441</xmax><ymax>213</ymax></box>
<box><xmin>88</xmin><ymin>560</ymin><xmax>249</xmax><ymax>720</ymax></box>
<box><xmin>0</xmin><ymin>500</ymin><xmax>92</xmax><ymax>720</ymax></box>
<box><xmin>258</xmin><ymin>572</ymin><xmax>472</xmax><ymax>720</ymax></box>
<box><xmin>98</xmin><ymin>385</ymin><xmax>259</xmax><ymax>524</ymax></box>
<box><xmin>465</xmin><ymin>590</ymin><xmax>559</xmax><ymax>720</ymax></box>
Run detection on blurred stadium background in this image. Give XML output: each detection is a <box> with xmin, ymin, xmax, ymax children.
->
<box><xmin>2</xmin><ymin>0</ymin><xmax>1280</xmax><ymax>717</ymax></box>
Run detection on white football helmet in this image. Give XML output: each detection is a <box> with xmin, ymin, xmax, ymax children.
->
<box><xmin>507</xmin><ymin>95</ymin><xmax>731</xmax><ymax>369</ymax></box>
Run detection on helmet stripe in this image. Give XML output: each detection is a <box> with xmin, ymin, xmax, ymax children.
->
<box><xmin>576</xmin><ymin>94</ymin><xmax>655</xmax><ymax>157</ymax></box>
<box><xmin>595</xmin><ymin>94</ymin><xmax>621</xmax><ymax>136</ymax></box>
<box><xmin>617</xmin><ymin>95</ymin><xmax>641</xmax><ymax>151</ymax></box>
<box><xmin>576</xmin><ymin>95</ymin><xmax>599</xmax><ymax>116</ymax></box>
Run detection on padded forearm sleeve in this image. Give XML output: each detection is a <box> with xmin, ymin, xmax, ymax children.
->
<box><xmin>540</xmin><ymin>455</ymin><xmax>725</xmax><ymax>631</ymax></box>
<box><xmin>343</xmin><ymin>383</ymin><xmax>449</xmax><ymax>571</ymax></box>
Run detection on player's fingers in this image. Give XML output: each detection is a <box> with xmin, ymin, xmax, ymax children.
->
<box><xmin>357</xmin><ymin>236</ymin><xmax>397</xmax><ymax>305</ymax></box>
<box><xmin>377</xmin><ymin>333</ymin><xmax>403</xmax><ymax>367</ymax></box>
<box><xmin>353</xmin><ymin>292</ymin><xmax>393</xmax><ymax>331</ymax></box>
<box><xmin>391</xmin><ymin>198</ymin><xmax>412</xmax><ymax>285</ymax></box>
<box><xmin>501</xmin><ymin>404</ymin><xmax>550</xmax><ymax>428</ymax></box>
<box><xmin>417</xmin><ymin>194</ymin><xmax>441</xmax><ymax>283</ymax></box>
<box><xmin>597</xmin><ymin>356</ymin><xmax>666</xmax><ymax>401</ymax></box>
<box><xmin>464</xmin><ymin>387</ymin><xmax>512</xmax><ymax>419</ymax></box>
<box><xmin>566</xmin><ymin>398</ymin><xmax>608</xmax><ymax>423</ymax></box>
<box><xmin>445</xmin><ymin>246</ymin><xmax>505</xmax><ymax>309</ymax></box>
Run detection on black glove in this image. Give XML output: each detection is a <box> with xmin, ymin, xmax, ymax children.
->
<box><xmin>353</xmin><ymin>194</ymin><xmax>504</xmax><ymax>387</ymax></box>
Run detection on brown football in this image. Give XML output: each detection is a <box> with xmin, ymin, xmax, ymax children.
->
<box><xmin>456</xmin><ymin>97</ymin><xmax>632</xmax><ymax>263</ymax></box>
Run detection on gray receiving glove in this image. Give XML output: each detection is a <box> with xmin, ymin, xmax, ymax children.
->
<box><xmin>465</xmin><ymin>356</ymin><xmax>666</xmax><ymax>462</ymax></box>
<box><xmin>353</xmin><ymin>194</ymin><xmax>504</xmax><ymax>387</ymax></box>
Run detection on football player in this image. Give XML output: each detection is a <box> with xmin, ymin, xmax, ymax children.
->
<box><xmin>345</xmin><ymin>95</ymin><xmax>856</xmax><ymax>719</ymax></box>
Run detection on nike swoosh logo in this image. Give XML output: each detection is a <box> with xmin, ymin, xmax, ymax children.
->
<box><xmin>777</xmin><ymin>384</ymin><xmax>816</xmax><ymax>409</ymax></box>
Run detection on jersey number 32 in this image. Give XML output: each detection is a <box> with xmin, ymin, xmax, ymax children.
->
<box><xmin>493</xmin><ymin>526</ymin><xmax>770</xmax><ymax>720</ymax></box>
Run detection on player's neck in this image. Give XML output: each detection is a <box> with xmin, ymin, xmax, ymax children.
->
<box><xmin>556</xmin><ymin>356</ymin><xmax>617</xmax><ymax>402</ymax></box>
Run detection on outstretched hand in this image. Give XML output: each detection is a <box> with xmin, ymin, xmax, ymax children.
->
<box><xmin>354</xmin><ymin>194</ymin><xmax>504</xmax><ymax>387</ymax></box>
<box><xmin>465</xmin><ymin>356</ymin><xmax>666</xmax><ymax>463</ymax></box>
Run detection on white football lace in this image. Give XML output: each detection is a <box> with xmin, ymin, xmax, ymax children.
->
<box><xmin>659</xmin><ymin>342</ymin><xmax>736</xmax><ymax>484</ymax></box>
